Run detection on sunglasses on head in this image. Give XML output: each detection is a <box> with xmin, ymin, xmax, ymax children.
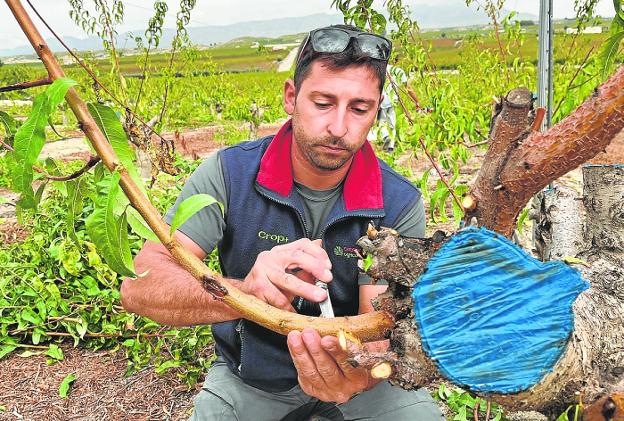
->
<box><xmin>296</xmin><ymin>27</ymin><xmax>392</xmax><ymax>65</ymax></box>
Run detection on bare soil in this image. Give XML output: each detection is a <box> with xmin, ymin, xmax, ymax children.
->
<box><xmin>1</xmin><ymin>124</ymin><xmax>623</xmax><ymax>420</ymax></box>
<box><xmin>0</xmin><ymin>345</ymin><xmax>201</xmax><ymax>421</ymax></box>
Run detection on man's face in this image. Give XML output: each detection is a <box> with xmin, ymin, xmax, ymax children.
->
<box><xmin>284</xmin><ymin>61</ymin><xmax>382</xmax><ymax>172</ymax></box>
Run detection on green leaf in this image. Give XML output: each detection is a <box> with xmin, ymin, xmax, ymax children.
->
<box><xmin>169</xmin><ymin>193</ymin><xmax>222</xmax><ymax>235</ymax></box>
<box><xmin>600</xmin><ymin>29</ymin><xmax>624</xmax><ymax>77</ymax></box>
<box><xmin>127</xmin><ymin>207</ymin><xmax>160</xmax><ymax>242</ymax></box>
<box><xmin>155</xmin><ymin>359</ymin><xmax>181</xmax><ymax>374</ymax></box>
<box><xmin>45</xmin><ymin>344</ymin><xmax>64</xmax><ymax>361</ymax></box>
<box><xmin>59</xmin><ymin>373</ymin><xmax>77</xmax><ymax>398</ymax></box>
<box><xmin>66</xmin><ymin>177</ymin><xmax>86</xmax><ymax>240</ymax></box>
<box><xmin>11</xmin><ymin>78</ymin><xmax>77</xmax><ymax>209</ymax></box>
<box><xmin>34</xmin><ymin>180</ymin><xmax>48</xmax><ymax>208</ymax></box>
<box><xmin>0</xmin><ymin>110</ymin><xmax>17</xmax><ymax>138</ymax></box>
<box><xmin>561</xmin><ymin>256</ymin><xmax>591</xmax><ymax>267</ymax></box>
<box><xmin>362</xmin><ymin>254</ymin><xmax>374</xmax><ymax>272</ymax></box>
<box><xmin>0</xmin><ymin>345</ymin><xmax>17</xmax><ymax>359</ymax></box>
<box><xmin>615</xmin><ymin>0</ymin><xmax>624</xmax><ymax>24</ymax></box>
<box><xmin>17</xmin><ymin>351</ymin><xmax>43</xmax><ymax>358</ymax></box>
<box><xmin>85</xmin><ymin>171</ymin><xmax>135</xmax><ymax>277</ymax></box>
<box><xmin>87</xmin><ymin>103</ymin><xmax>145</xmax><ymax>192</ymax></box>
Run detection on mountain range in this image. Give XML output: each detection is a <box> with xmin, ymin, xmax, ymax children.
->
<box><xmin>0</xmin><ymin>5</ymin><xmax>538</xmax><ymax>57</ymax></box>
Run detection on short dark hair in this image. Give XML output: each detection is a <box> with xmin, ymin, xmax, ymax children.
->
<box><xmin>293</xmin><ymin>24</ymin><xmax>388</xmax><ymax>94</ymax></box>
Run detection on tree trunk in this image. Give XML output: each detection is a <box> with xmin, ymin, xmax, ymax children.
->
<box><xmin>360</xmin><ymin>165</ymin><xmax>624</xmax><ymax>417</ymax></box>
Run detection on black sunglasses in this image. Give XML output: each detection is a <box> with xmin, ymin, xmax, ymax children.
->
<box><xmin>296</xmin><ymin>27</ymin><xmax>392</xmax><ymax>65</ymax></box>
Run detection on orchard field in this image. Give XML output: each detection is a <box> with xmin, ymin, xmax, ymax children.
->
<box><xmin>0</xmin><ymin>1</ymin><xmax>623</xmax><ymax>419</ymax></box>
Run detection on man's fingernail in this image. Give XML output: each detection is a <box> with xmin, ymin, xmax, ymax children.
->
<box><xmin>323</xmin><ymin>269</ymin><xmax>332</xmax><ymax>280</ymax></box>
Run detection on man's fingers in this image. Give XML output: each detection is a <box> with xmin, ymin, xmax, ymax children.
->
<box><xmin>322</xmin><ymin>336</ymin><xmax>358</xmax><ymax>376</ymax></box>
<box><xmin>266</xmin><ymin>265</ymin><xmax>327</xmax><ymax>302</ymax></box>
<box><xmin>277</xmin><ymin>248</ymin><xmax>332</xmax><ymax>284</ymax></box>
<box><xmin>302</xmin><ymin>329</ymin><xmax>344</xmax><ymax>383</ymax></box>
<box><xmin>288</xmin><ymin>330</ymin><xmax>328</xmax><ymax>389</ymax></box>
<box><xmin>275</xmin><ymin>238</ymin><xmax>332</xmax><ymax>270</ymax></box>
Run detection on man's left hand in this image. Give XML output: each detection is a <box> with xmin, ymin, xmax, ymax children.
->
<box><xmin>287</xmin><ymin>328</ymin><xmax>372</xmax><ymax>404</ymax></box>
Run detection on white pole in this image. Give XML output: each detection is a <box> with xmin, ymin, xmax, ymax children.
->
<box><xmin>533</xmin><ymin>0</ymin><xmax>554</xmax><ymax>248</ymax></box>
<box><xmin>537</xmin><ymin>0</ymin><xmax>554</xmax><ymax>130</ymax></box>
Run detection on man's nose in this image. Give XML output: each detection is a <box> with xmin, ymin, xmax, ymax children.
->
<box><xmin>327</xmin><ymin>108</ymin><xmax>348</xmax><ymax>138</ymax></box>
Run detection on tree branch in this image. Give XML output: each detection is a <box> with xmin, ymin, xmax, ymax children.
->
<box><xmin>464</xmin><ymin>66</ymin><xmax>624</xmax><ymax>237</ymax></box>
<box><xmin>0</xmin><ymin>76</ymin><xmax>51</xmax><ymax>93</ymax></box>
<box><xmin>5</xmin><ymin>0</ymin><xmax>394</xmax><ymax>342</ymax></box>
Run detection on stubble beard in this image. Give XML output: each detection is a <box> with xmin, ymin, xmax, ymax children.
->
<box><xmin>292</xmin><ymin>113</ymin><xmax>356</xmax><ymax>172</ymax></box>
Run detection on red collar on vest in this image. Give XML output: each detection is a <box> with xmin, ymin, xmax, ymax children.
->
<box><xmin>256</xmin><ymin>119</ymin><xmax>383</xmax><ymax>211</ymax></box>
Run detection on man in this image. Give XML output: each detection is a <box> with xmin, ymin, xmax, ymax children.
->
<box><xmin>377</xmin><ymin>62</ymin><xmax>407</xmax><ymax>152</ymax></box>
<box><xmin>121</xmin><ymin>24</ymin><xmax>443</xmax><ymax>421</ymax></box>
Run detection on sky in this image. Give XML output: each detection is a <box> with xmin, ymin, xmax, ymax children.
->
<box><xmin>0</xmin><ymin>0</ymin><xmax>617</xmax><ymax>50</ymax></box>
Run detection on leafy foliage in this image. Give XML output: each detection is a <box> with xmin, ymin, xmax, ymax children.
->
<box><xmin>437</xmin><ymin>383</ymin><xmax>506</xmax><ymax>421</ymax></box>
<box><xmin>10</xmin><ymin>78</ymin><xmax>77</xmax><ymax>209</ymax></box>
<box><xmin>0</xmin><ymin>154</ymin><xmax>215</xmax><ymax>386</ymax></box>
<box><xmin>85</xmin><ymin>171</ymin><xmax>135</xmax><ymax>277</ymax></box>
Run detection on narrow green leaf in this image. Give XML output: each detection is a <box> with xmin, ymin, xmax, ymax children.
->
<box><xmin>11</xmin><ymin>78</ymin><xmax>77</xmax><ymax>209</ymax></box>
<box><xmin>85</xmin><ymin>172</ymin><xmax>135</xmax><ymax>277</ymax></box>
<box><xmin>66</xmin><ymin>177</ymin><xmax>86</xmax><ymax>240</ymax></box>
<box><xmin>0</xmin><ymin>345</ymin><xmax>17</xmax><ymax>359</ymax></box>
<box><xmin>59</xmin><ymin>373</ymin><xmax>77</xmax><ymax>398</ymax></box>
<box><xmin>155</xmin><ymin>359</ymin><xmax>181</xmax><ymax>374</ymax></box>
<box><xmin>12</xmin><ymin>94</ymin><xmax>49</xmax><ymax>208</ymax></box>
<box><xmin>615</xmin><ymin>0</ymin><xmax>624</xmax><ymax>24</ymax></box>
<box><xmin>0</xmin><ymin>111</ymin><xmax>17</xmax><ymax>138</ymax></box>
<box><xmin>34</xmin><ymin>180</ymin><xmax>48</xmax><ymax>208</ymax></box>
<box><xmin>127</xmin><ymin>207</ymin><xmax>160</xmax><ymax>242</ymax></box>
<box><xmin>45</xmin><ymin>78</ymin><xmax>77</xmax><ymax>109</ymax></box>
<box><xmin>169</xmin><ymin>193</ymin><xmax>222</xmax><ymax>235</ymax></box>
<box><xmin>600</xmin><ymin>29</ymin><xmax>624</xmax><ymax>77</ymax></box>
<box><xmin>87</xmin><ymin>103</ymin><xmax>145</xmax><ymax>192</ymax></box>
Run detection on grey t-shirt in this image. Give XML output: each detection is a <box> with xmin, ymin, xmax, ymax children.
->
<box><xmin>164</xmin><ymin>149</ymin><xmax>426</xmax><ymax>284</ymax></box>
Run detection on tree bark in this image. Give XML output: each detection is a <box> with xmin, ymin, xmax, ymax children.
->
<box><xmin>464</xmin><ymin>67</ymin><xmax>624</xmax><ymax>238</ymax></box>
<box><xmin>360</xmin><ymin>165</ymin><xmax>624</xmax><ymax>416</ymax></box>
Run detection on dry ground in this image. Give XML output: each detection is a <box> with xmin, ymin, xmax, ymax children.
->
<box><xmin>1</xmin><ymin>125</ymin><xmax>623</xmax><ymax>421</ymax></box>
<box><xmin>0</xmin><ymin>345</ymin><xmax>202</xmax><ymax>420</ymax></box>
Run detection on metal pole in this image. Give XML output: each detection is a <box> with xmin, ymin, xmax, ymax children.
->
<box><xmin>533</xmin><ymin>0</ymin><xmax>554</xmax><ymax>248</ymax></box>
<box><xmin>537</xmin><ymin>0</ymin><xmax>554</xmax><ymax>131</ymax></box>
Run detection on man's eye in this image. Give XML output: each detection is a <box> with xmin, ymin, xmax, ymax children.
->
<box><xmin>315</xmin><ymin>103</ymin><xmax>331</xmax><ymax>109</ymax></box>
<box><xmin>353</xmin><ymin>108</ymin><xmax>368</xmax><ymax>114</ymax></box>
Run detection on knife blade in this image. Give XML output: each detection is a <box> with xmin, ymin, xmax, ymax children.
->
<box><xmin>315</xmin><ymin>280</ymin><xmax>334</xmax><ymax>318</ymax></box>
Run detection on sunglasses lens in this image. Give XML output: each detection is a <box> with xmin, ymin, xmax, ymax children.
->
<box><xmin>312</xmin><ymin>29</ymin><xmax>351</xmax><ymax>53</ymax></box>
<box><xmin>358</xmin><ymin>34</ymin><xmax>391</xmax><ymax>60</ymax></box>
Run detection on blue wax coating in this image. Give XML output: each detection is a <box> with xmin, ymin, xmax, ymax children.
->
<box><xmin>412</xmin><ymin>227</ymin><xmax>589</xmax><ymax>393</ymax></box>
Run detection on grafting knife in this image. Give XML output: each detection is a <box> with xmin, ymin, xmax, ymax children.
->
<box><xmin>316</xmin><ymin>280</ymin><xmax>335</xmax><ymax>318</ymax></box>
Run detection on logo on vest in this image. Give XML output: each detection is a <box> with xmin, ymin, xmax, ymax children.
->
<box><xmin>258</xmin><ymin>230</ymin><xmax>289</xmax><ymax>244</ymax></box>
<box><xmin>333</xmin><ymin>245</ymin><xmax>359</xmax><ymax>259</ymax></box>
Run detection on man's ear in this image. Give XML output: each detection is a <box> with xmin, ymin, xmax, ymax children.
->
<box><xmin>283</xmin><ymin>79</ymin><xmax>296</xmax><ymax>115</ymax></box>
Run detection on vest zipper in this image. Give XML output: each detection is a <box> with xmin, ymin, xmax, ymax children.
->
<box><xmin>256</xmin><ymin>188</ymin><xmax>311</xmax><ymax>238</ymax></box>
<box><xmin>235</xmin><ymin>319</ymin><xmax>245</xmax><ymax>375</ymax></box>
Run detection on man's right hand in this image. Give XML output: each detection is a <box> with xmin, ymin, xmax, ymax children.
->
<box><xmin>242</xmin><ymin>239</ymin><xmax>332</xmax><ymax>312</ymax></box>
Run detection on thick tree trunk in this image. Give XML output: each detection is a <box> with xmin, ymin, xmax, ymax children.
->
<box><xmin>359</xmin><ymin>165</ymin><xmax>624</xmax><ymax>417</ymax></box>
<box><xmin>532</xmin><ymin>184</ymin><xmax>585</xmax><ymax>261</ymax></box>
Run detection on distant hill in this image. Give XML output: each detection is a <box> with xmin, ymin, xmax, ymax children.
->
<box><xmin>0</xmin><ymin>6</ymin><xmax>539</xmax><ymax>58</ymax></box>
<box><xmin>0</xmin><ymin>13</ymin><xmax>343</xmax><ymax>57</ymax></box>
<box><xmin>409</xmin><ymin>3</ymin><xmax>537</xmax><ymax>29</ymax></box>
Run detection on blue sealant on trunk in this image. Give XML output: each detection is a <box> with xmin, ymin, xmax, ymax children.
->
<box><xmin>412</xmin><ymin>227</ymin><xmax>589</xmax><ymax>393</ymax></box>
